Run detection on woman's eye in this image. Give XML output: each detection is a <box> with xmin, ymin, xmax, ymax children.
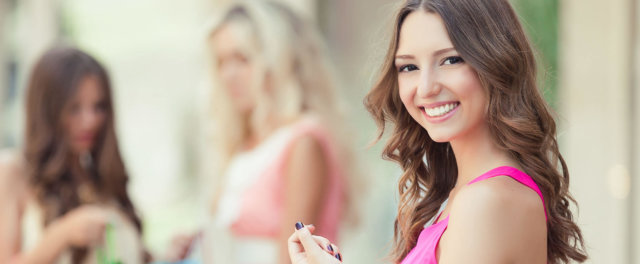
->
<box><xmin>398</xmin><ymin>64</ymin><xmax>418</xmax><ymax>72</ymax></box>
<box><xmin>95</xmin><ymin>102</ymin><xmax>107</xmax><ymax>113</ymax></box>
<box><xmin>69</xmin><ymin>104</ymin><xmax>80</xmax><ymax>115</ymax></box>
<box><xmin>442</xmin><ymin>56</ymin><xmax>464</xmax><ymax>65</ymax></box>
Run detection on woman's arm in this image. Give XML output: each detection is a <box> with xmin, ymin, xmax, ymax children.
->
<box><xmin>15</xmin><ymin>218</ymin><xmax>75</xmax><ymax>264</ymax></box>
<box><xmin>440</xmin><ymin>177</ymin><xmax>547</xmax><ymax>264</ymax></box>
<box><xmin>0</xmin><ymin>151</ymin><xmax>26</xmax><ymax>262</ymax></box>
<box><xmin>278</xmin><ymin>135</ymin><xmax>330</xmax><ymax>264</ymax></box>
<box><xmin>17</xmin><ymin>205</ymin><xmax>109</xmax><ymax>264</ymax></box>
<box><xmin>0</xmin><ymin>151</ymin><xmax>68</xmax><ymax>264</ymax></box>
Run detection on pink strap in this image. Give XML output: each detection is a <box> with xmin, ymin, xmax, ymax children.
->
<box><xmin>467</xmin><ymin>166</ymin><xmax>548</xmax><ymax>221</ymax></box>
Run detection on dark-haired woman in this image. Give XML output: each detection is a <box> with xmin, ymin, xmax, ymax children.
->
<box><xmin>0</xmin><ymin>47</ymin><xmax>146</xmax><ymax>264</ymax></box>
<box><xmin>288</xmin><ymin>0</ymin><xmax>587</xmax><ymax>263</ymax></box>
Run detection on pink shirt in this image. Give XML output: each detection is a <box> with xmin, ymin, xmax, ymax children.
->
<box><xmin>231</xmin><ymin>117</ymin><xmax>345</xmax><ymax>241</ymax></box>
<box><xmin>206</xmin><ymin>116</ymin><xmax>346</xmax><ymax>263</ymax></box>
<box><xmin>400</xmin><ymin>166</ymin><xmax>547</xmax><ymax>264</ymax></box>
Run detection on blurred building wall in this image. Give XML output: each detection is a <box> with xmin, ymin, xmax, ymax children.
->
<box><xmin>634</xmin><ymin>1</ymin><xmax>640</xmax><ymax>261</ymax></box>
<box><xmin>0</xmin><ymin>0</ymin><xmax>60</xmax><ymax>147</ymax></box>
<box><xmin>560</xmin><ymin>0</ymin><xmax>638</xmax><ymax>263</ymax></box>
<box><xmin>0</xmin><ymin>0</ymin><xmax>6</xmax><ymax>144</ymax></box>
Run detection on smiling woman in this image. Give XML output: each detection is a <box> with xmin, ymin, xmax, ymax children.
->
<box><xmin>288</xmin><ymin>0</ymin><xmax>587</xmax><ymax>263</ymax></box>
<box><xmin>394</xmin><ymin>12</ymin><xmax>487</xmax><ymax>143</ymax></box>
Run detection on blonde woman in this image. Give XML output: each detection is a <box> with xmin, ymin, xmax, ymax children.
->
<box><xmin>166</xmin><ymin>2</ymin><xmax>357</xmax><ymax>264</ymax></box>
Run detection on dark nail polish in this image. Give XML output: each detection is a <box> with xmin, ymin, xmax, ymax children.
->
<box><xmin>335</xmin><ymin>253</ymin><xmax>342</xmax><ymax>261</ymax></box>
<box><xmin>295</xmin><ymin>222</ymin><xmax>304</xmax><ymax>230</ymax></box>
<box><xmin>327</xmin><ymin>244</ymin><xmax>334</xmax><ymax>252</ymax></box>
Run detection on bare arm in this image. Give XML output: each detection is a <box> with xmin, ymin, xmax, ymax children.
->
<box><xmin>278</xmin><ymin>135</ymin><xmax>330</xmax><ymax>264</ymax></box>
<box><xmin>0</xmin><ymin>151</ymin><xmax>26</xmax><ymax>262</ymax></box>
<box><xmin>0</xmin><ymin>152</ymin><xmax>77</xmax><ymax>263</ymax></box>
<box><xmin>16</xmin><ymin>219</ymin><xmax>75</xmax><ymax>264</ymax></box>
<box><xmin>0</xmin><ymin>151</ymin><xmax>72</xmax><ymax>264</ymax></box>
<box><xmin>440</xmin><ymin>177</ymin><xmax>547</xmax><ymax>264</ymax></box>
<box><xmin>18</xmin><ymin>206</ymin><xmax>109</xmax><ymax>264</ymax></box>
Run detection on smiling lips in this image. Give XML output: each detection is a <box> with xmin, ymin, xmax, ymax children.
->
<box><xmin>422</xmin><ymin>102</ymin><xmax>459</xmax><ymax>117</ymax></box>
<box><xmin>76</xmin><ymin>133</ymin><xmax>95</xmax><ymax>145</ymax></box>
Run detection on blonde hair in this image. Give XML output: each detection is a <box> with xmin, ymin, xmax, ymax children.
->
<box><xmin>205</xmin><ymin>1</ymin><xmax>363</xmax><ymax>222</ymax></box>
<box><xmin>207</xmin><ymin>1</ymin><xmax>337</xmax><ymax>161</ymax></box>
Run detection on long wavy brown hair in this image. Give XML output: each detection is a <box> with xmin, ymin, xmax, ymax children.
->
<box><xmin>24</xmin><ymin>47</ymin><xmax>143</xmax><ymax>263</ymax></box>
<box><xmin>364</xmin><ymin>0</ymin><xmax>587</xmax><ymax>263</ymax></box>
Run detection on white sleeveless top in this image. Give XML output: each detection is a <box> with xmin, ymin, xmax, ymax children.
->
<box><xmin>200</xmin><ymin>124</ymin><xmax>296</xmax><ymax>264</ymax></box>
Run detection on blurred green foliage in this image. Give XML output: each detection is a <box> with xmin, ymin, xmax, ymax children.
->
<box><xmin>510</xmin><ymin>0</ymin><xmax>559</xmax><ymax>108</ymax></box>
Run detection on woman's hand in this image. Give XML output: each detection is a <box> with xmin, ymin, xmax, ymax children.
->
<box><xmin>58</xmin><ymin>205</ymin><xmax>109</xmax><ymax>247</ymax></box>
<box><xmin>288</xmin><ymin>222</ymin><xmax>342</xmax><ymax>264</ymax></box>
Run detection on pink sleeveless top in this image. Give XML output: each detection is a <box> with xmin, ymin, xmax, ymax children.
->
<box><xmin>206</xmin><ymin>117</ymin><xmax>345</xmax><ymax>263</ymax></box>
<box><xmin>400</xmin><ymin>166</ymin><xmax>547</xmax><ymax>264</ymax></box>
<box><xmin>229</xmin><ymin>117</ymin><xmax>345</xmax><ymax>241</ymax></box>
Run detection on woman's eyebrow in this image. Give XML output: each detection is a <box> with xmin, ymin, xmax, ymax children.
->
<box><xmin>395</xmin><ymin>47</ymin><xmax>456</xmax><ymax>61</ymax></box>
<box><xmin>395</xmin><ymin>54</ymin><xmax>414</xmax><ymax>60</ymax></box>
<box><xmin>432</xmin><ymin>47</ymin><xmax>456</xmax><ymax>58</ymax></box>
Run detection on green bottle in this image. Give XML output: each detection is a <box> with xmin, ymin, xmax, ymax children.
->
<box><xmin>96</xmin><ymin>223</ymin><xmax>124</xmax><ymax>264</ymax></box>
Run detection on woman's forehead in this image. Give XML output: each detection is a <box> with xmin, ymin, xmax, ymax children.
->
<box><xmin>396</xmin><ymin>11</ymin><xmax>454</xmax><ymax>57</ymax></box>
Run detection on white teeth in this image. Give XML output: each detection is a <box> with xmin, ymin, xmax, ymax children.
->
<box><xmin>424</xmin><ymin>103</ymin><xmax>458</xmax><ymax>117</ymax></box>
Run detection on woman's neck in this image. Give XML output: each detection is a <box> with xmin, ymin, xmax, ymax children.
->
<box><xmin>68</xmin><ymin>152</ymin><xmax>104</xmax><ymax>203</ymax></box>
<box><xmin>450</xmin><ymin>124</ymin><xmax>518</xmax><ymax>188</ymax></box>
<box><xmin>241</xmin><ymin>114</ymin><xmax>259</xmax><ymax>150</ymax></box>
<box><xmin>241</xmin><ymin>113</ymin><xmax>298</xmax><ymax>151</ymax></box>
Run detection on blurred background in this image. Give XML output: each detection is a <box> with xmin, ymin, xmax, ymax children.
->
<box><xmin>0</xmin><ymin>0</ymin><xmax>637</xmax><ymax>263</ymax></box>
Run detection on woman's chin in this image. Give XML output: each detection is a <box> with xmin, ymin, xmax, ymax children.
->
<box><xmin>70</xmin><ymin>145</ymin><xmax>92</xmax><ymax>156</ymax></box>
<box><xmin>426</xmin><ymin>132</ymin><xmax>454</xmax><ymax>143</ymax></box>
<box><xmin>431</xmin><ymin>138</ymin><xmax>450</xmax><ymax>143</ymax></box>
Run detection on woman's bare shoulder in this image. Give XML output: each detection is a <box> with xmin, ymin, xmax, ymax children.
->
<box><xmin>443</xmin><ymin>176</ymin><xmax>546</xmax><ymax>263</ymax></box>
<box><xmin>453</xmin><ymin>175</ymin><xmax>544</xmax><ymax>217</ymax></box>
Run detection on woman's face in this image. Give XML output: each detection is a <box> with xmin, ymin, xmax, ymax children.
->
<box><xmin>395</xmin><ymin>11</ymin><xmax>487</xmax><ymax>143</ymax></box>
<box><xmin>211</xmin><ymin>23</ymin><xmax>257</xmax><ymax>116</ymax></box>
<box><xmin>63</xmin><ymin>75</ymin><xmax>107</xmax><ymax>154</ymax></box>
